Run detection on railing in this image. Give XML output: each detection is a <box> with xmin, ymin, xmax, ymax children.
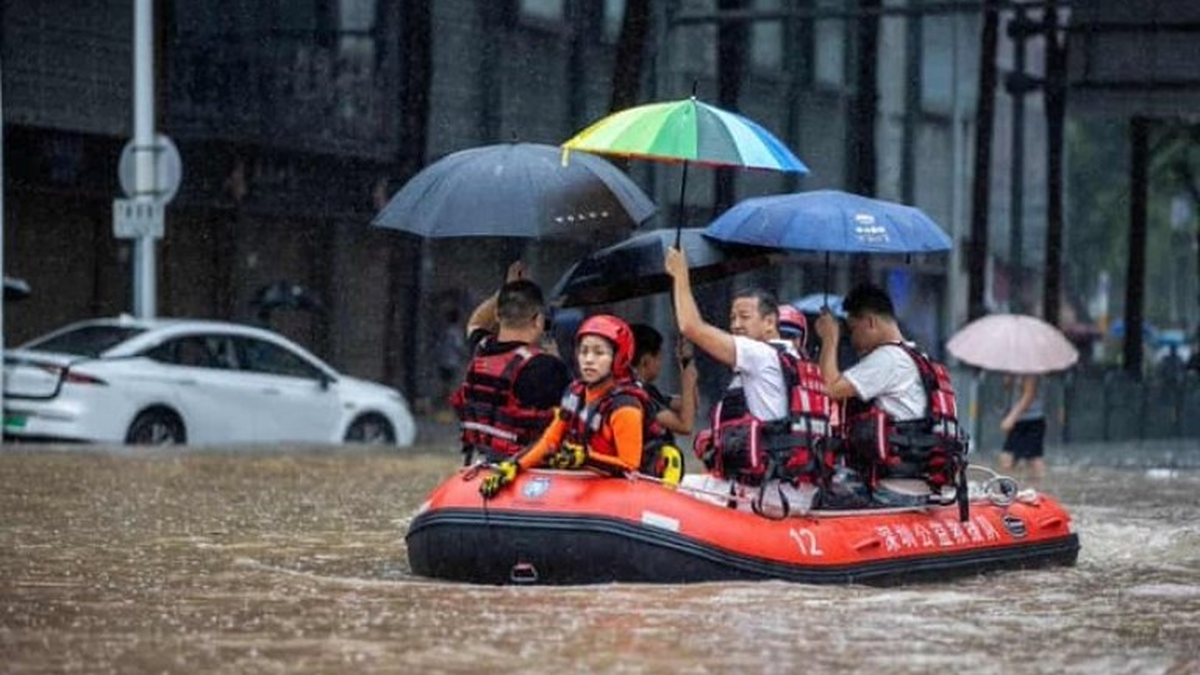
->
<box><xmin>956</xmin><ymin>367</ymin><xmax>1200</xmax><ymax>451</ymax></box>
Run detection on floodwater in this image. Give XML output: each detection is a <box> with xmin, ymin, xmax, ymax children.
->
<box><xmin>1</xmin><ymin>442</ymin><xmax>1197</xmax><ymax>675</ymax></box>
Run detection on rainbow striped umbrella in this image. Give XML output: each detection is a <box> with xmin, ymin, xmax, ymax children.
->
<box><xmin>562</xmin><ymin>97</ymin><xmax>808</xmax><ymax>172</ymax></box>
<box><xmin>562</xmin><ymin>96</ymin><xmax>808</xmax><ymax>241</ymax></box>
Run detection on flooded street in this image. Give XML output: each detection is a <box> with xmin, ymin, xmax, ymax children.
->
<box><xmin>2</xmin><ymin>443</ymin><xmax>1197</xmax><ymax>674</ymax></box>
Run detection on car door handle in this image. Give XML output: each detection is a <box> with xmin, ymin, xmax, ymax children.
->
<box><xmin>175</xmin><ymin>378</ymin><xmax>198</xmax><ymax>386</ymax></box>
<box><xmin>261</xmin><ymin>387</ymin><xmax>281</xmax><ymax>395</ymax></box>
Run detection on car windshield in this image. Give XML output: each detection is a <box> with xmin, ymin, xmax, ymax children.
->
<box><xmin>22</xmin><ymin>325</ymin><xmax>147</xmax><ymax>357</ymax></box>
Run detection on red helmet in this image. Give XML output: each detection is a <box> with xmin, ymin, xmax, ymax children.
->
<box><xmin>576</xmin><ymin>314</ymin><xmax>634</xmax><ymax>379</ymax></box>
<box><xmin>778</xmin><ymin>304</ymin><xmax>808</xmax><ymax>347</ymax></box>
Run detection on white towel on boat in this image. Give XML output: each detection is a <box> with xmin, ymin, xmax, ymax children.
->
<box><xmin>678</xmin><ymin>474</ymin><xmax>818</xmax><ymax>516</ymax></box>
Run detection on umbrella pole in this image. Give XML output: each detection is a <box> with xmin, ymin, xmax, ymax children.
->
<box><xmin>674</xmin><ymin>160</ymin><xmax>689</xmax><ymax>249</ymax></box>
<box><xmin>823</xmin><ymin>251</ymin><xmax>830</xmax><ymax>309</ymax></box>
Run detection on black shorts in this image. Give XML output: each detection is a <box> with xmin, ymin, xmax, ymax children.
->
<box><xmin>1003</xmin><ymin>419</ymin><xmax>1046</xmax><ymax>460</ymax></box>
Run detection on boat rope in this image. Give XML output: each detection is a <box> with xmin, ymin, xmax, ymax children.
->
<box><xmin>966</xmin><ymin>464</ymin><xmax>1023</xmax><ymax>506</ymax></box>
<box><xmin>462</xmin><ymin>463</ymin><xmax>1004</xmax><ymax>518</ymax></box>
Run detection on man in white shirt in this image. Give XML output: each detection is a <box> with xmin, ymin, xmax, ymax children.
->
<box><xmin>665</xmin><ymin>247</ymin><xmax>814</xmax><ymax>514</ymax></box>
<box><xmin>815</xmin><ymin>282</ymin><xmax>925</xmax><ymax>420</ymax></box>
<box><xmin>815</xmin><ymin>282</ymin><xmax>929</xmax><ymax>506</ymax></box>
<box><xmin>665</xmin><ymin>248</ymin><xmax>793</xmax><ymax>420</ymax></box>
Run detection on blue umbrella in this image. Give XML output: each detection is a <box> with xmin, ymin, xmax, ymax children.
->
<box><xmin>1108</xmin><ymin>319</ymin><xmax>1157</xmax><ymax>341</ymax></box>
<box><xmin>705</xmin><ymin>190</ymin><xmax>952</xmax><ymax>254</ymax></box>
<box><xmin>792</xmin><ymin>293</ymin><xmax>845</xmax><ymax>317</ymax></box>
<box><xmin>1154</xmin><ymin>329</ymin><xmax>1187</xmax><ymax>347</ymax></box>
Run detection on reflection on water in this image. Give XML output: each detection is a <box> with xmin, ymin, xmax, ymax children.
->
<box><xmin>1</xmin><ymin>446</ymin><xmax>1197</xmax><ymax>674</ymax></box>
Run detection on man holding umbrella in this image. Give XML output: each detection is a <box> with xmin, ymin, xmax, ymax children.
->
<box><xmin>665</xmin><ymin>248</ymin><xmax>830</xmax><ymax>515</ymax></box>
<box><xmin>815</xmin><ymin>283</ymin><xmax>962</xmax><ymax>506</ymax></box>
<box><xmin>451</xmin><ymin>262</ymin><xmax>571</xmax><ymax>465</ymax></box>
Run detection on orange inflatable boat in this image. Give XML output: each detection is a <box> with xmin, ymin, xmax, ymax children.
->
<box><xmin>406</xmin><ymin>468</ymin><xmax>1079</xmax><ymax>585</ymax></box>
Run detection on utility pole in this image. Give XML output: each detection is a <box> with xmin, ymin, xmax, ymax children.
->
<box><xmin>1041</xmin><ymin>0</ymin><xmax>1067</xmax><ymax>326</ymax></box>
<box><xmin>1</xmin><ymin>49</ymin><xmax>7</xmax><ymax>421</ymax></box>
<box><xmin>849</xmin><ymin>0</ymin><xmax>881</xmax><ymax>284</ymax></box>
<box><xmin>1005</xmin><ymin>3</ymin><xmax>1041</xmax><ymax>314</ymax></box>
<box><xmin>968</xmin><ymin>0</ymin><xmax>1000</xmax><ymax>321</ymax></box>
<box><xmin>1124</xmin><ymin>117</ymin><xmax>1150</xmax><ymax>379</ymax></box>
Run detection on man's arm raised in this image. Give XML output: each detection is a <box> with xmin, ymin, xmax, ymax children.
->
<box><xmin>466</xmin><ymin>260</ymin><xmax>526</xmax><ymax>337</ymax></box>
<box><xmin>815</xmin><ymin>309</ymin><xmax>859</xmax><ymax>400</ymax></box>
<box><xmin>665</xmin><ymin>247</ymin><xmax>737</xmax><ymax>367</ymax></box>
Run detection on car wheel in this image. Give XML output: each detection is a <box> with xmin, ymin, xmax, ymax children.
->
<box><xmin>344</xmin><ymin>414</ymin><xmax>395</xmax><ymax>445</ymax></box>
<box><xmin>125</xmin><ymin>408</ymin><xmax>187</xmax><ymax>445</ymax></box>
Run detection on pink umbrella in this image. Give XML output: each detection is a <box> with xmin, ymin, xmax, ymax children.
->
<box><xmin>946</xmin><ymin>314</ymin><xmax>1079</xmax><ymax>374</ymax></box>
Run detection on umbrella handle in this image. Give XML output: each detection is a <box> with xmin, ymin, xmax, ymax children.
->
<box><xmin>674</xmin><ymin>160</ymin><xmax>690</xmax><ymax>249</ymax></box>
<box><xmin>823</xmin><ymin>252</ymin><xmax>831</xmax><ymax>307</ymax></box>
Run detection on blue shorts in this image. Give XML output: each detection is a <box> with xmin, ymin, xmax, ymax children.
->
<box><xmin>1003</xmin><ymin>419</ymin><xmax>1046</xmax><ymax>460</ymax></box>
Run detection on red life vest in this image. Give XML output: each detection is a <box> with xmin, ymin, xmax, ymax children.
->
<box><xmin>844</xmin><ymin>343</ymin><xmax>966</xmax><ymax>489</ymax></box>
<box><xmin>451</xmin><ymin>343</ymin><xmax>555</xmax><ymax>461</ymax></box>
<box><xmin>557</xmin><ymin>380</ymin><xmax>676</xmax><ymax>477</ymax></box>
<box><xmin>699</xmin><ymin>346</ymin><xmax>833</xmax><ymax>486</ymax></box>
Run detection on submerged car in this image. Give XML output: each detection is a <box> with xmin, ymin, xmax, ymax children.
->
<box><xmin>2</xmin><ymin>317</ymin><xmax>416</xmax><ymax>447</ymax></box>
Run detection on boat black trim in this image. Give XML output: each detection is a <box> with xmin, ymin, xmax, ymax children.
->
<box><xmin>406</xmin><ymin>508</ymin><xmax>1080</xmax><ymax>585</ymax></box>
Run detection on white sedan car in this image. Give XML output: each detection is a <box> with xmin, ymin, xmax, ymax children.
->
<box><xmin>3</xmin><ymin>317</ymin><xmax>416</xmax><ymax>447</ymax></box>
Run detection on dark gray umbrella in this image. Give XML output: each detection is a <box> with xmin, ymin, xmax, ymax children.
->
<box><xmin>250</xmin><ymin>280</ymin><xmax>324</xmax><ymax>325</ymax></box>
<box><xmin>371</xmin><ymin>142</ymin><xmax>655</xmax><ymax>240</ymax></box>
<box><xmin>550</xmin><ymin>227</ymin><xmax>776</xmax><ymax>308</ymax></box>
<box><xmin>3</xmin><ymin>276</ymin><xmax>31</xmax><ymax>302</ymax></box>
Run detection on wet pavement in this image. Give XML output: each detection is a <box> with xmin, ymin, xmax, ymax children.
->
<box><xmin>1</xmin><ymin>434</ymin><xmax>1197</xmax><ymax>674</ymax></box>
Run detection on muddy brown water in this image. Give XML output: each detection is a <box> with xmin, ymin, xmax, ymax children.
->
<box><xmin>1</xmin><ymin>444</ymin><xmax>1197</xmax><ymax>674</ymax></box>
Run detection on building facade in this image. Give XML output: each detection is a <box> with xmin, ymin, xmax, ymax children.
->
<box><xmin>3</xmin><ymin>0</ymin><xmax>1050</xmax><ymax>405</ymax></box>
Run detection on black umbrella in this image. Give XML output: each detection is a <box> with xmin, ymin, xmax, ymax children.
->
<box><xmin>371</xmin><ymin>142</ymin><xmax>655</xmax><ymax>240</ymax></box>
<box><xmin>250</xmin><ymin>280</ymin><xmax>324</xmax><ymax>325</ymax></box>
<box><xmin>550</xmin><ymin>228</ymin><xmax>776</xmax><ymax>308</ymax></box>
<box><xmin>3</xmin><ymin>276</ymin><xmax>31</xmax><ymax>302</ymax></box>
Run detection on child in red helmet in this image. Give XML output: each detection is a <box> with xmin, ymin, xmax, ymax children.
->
<box><xmin>481</xmin><ymin>314</ymin><xmax>651</xmax><ymax>497</ymax></box>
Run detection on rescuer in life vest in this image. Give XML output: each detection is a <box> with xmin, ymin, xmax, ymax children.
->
<box><xmin>814</xmin><ymin>282</ymin><xmax>964</xmax><ymax>508</ymax></box>
<box><xmin>665</xmin><ymin>248</ymin><xmax>832</xmax><ymax>516</ymax></box>
<box><xmin>452</xmin><ymin>261</ymin><xmax>571</xmax><ymax>465</ymax></box>
<box><xmin>479</xmin><ymin>314</ymin><xmax>682</xmax><ymax>498</ymax></box>
<box><xmin>777</xmin><ymin>304</ymin><xmax>811</xmax><ymax>359</ymax></box>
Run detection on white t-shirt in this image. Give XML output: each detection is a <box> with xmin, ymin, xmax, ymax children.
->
<box><xmin>729</xmin><ymin>337</ymin><xmax>793</xmax><ymax>421</ymax></box>
<box><xmin>842</xmin><ymin>343</ymin><xmax>927</xmax><ymax>421</ymax></box>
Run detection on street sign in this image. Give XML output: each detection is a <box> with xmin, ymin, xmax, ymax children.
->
<box><xmin>113</xmin><ymin>198</ymin><xmax>164</xmax><ymax>239</ymax></box>
<box><xmin>118</xmin><ymin>133</ymin><xmax>182</xmax><ymax>203</ymax></box>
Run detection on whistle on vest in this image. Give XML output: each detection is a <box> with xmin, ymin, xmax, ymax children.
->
<box><xmin>658</xmin><ymin>445</ymin><xmax>684</xmax><ymax>487</ymax></box>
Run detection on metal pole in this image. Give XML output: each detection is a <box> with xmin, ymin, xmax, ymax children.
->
<box><xmin>1008</xmin><ymin>4</ymin><xmax>1027</xmax><ymax>314</ymax></box>
<box><xmin>1</xmin><ymin>47</ymin><xmax>7</xmax><ymax>422</ymax></box>
<box><xmin>133</xmin><ymin>0</ymin><xmax>157</xmax><ymax>317</ymax></box>
<box><xmin>949</xmin><ymin>10</ymin><xmax>966</xmax><ymax>330</ymax></box>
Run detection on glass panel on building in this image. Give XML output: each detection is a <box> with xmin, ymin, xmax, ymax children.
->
<box><xmin>520</xmin><ymin>0</ymin><xmax>566</xmax><ymax>23</ymax></box>
<box><xmin>750</xmin><ymin>0</ymin><xmax>783</xmax><ymax>72</ymax></box>
<box><xmin>603</xmin><ymin>0</ymin><xmax>626</xmax><ymax>43</ymax></box>
<box><xmin>814</xmin><ymin>0</ymin><xmax>845</xmax><ymax>88</ymax></box>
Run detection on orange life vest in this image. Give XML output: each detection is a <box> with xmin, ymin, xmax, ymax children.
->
<box><xmin>557</xmin><ymin>380</ymin><xmax>676</xmax><ymax>477</ymax></box>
